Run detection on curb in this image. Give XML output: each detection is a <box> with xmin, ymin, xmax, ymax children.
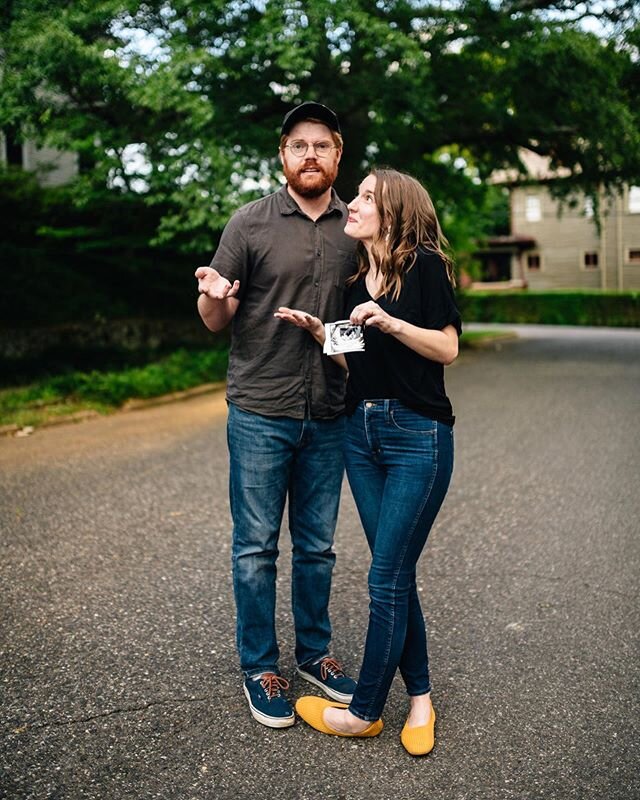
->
<box><xmin>120</xmin><ymin>381</ymin><xmax>226</xmax><ymax>411</ymax></box>
<box><xmin>2</xmin><ymin>382</ymin><xmax>227</xmax><ymax>438</ymax></box>
<box><xmin>460</xmin><ymin>332</ymin><xmax>519</xmax><ymax>349</ymax></box>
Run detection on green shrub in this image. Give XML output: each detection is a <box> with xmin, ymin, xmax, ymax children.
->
<box><xmin>0</xmin><ymin>170</ymin><xmax>199</xmax><ymax>327</ymax></box>
<box><xmin>457</xmin><ymin>290</ymin><xmax>640</xmax><ymax>327</ymax></box>
<box><xmin>50</xmin><ymin>348</ymin><xmax>229</xmax><ymax>405</ymax></box>
<box><xmin>0</xmin><ymin>348</ymin><xmax>229</xmax><ymax>425</ymax></box>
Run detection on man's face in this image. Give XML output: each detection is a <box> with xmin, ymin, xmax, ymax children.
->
<box><xmin>280</xmin><ymin>121</ymin><xmax>341</xmax><ymax>198</ymax></box>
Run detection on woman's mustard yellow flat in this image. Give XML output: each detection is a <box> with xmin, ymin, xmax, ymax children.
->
<box><xmin>295</xmin><ymin>696</ymin><xmax>383</xmax><ymax>737</ymax></box>
<box><xmin>400</xmin><ymin>708</ymin><xmax>436</xmax><ymax>755</ymax></box>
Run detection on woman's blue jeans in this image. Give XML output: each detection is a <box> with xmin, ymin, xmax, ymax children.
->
<box><xmin>345</xmin><ymin>400</ymin><xmax>454</xmax><ymax>722</ymax></box>
<box><xmin>227</xmin><ymin>403</ymin><xmax>345</xmax><ymax>678</ymax></box>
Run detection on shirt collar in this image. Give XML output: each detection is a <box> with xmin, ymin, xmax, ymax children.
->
<box><xmin>277</xmin><ymin>185</ymin><xmax>344</xmax><ymax>218</ymax></box>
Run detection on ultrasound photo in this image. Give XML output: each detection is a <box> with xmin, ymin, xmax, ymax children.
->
<box><xmin>323</xmin><ymin>320</ymin><xmax>366</xmax><ymax>355</ymax></box>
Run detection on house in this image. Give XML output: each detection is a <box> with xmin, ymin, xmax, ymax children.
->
<box><xmin>475</xmin><ymin>150</ymin><xmax>640</xmax><ymax>291</ymax></box>
<box><xmin>0</xmin><ymin>129</ymin><xmax>78</xmax><ymax>187</ymax></box>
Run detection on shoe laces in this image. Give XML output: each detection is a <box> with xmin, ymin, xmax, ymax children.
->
<box><xmin>319</xmin><ymin>657</ymin><xmax>345</xmax><ymax>680</ymax></box>
<box><xmin>260</xmin><ymin>673</ymin><xmax>290</xmax><ymax>700</ymax></box>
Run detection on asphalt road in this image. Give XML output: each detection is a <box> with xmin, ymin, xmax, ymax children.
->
<box><xmin>1</xmin><ymin>325</ymin><xmax>638</xmax><ymax>800</ymax></box>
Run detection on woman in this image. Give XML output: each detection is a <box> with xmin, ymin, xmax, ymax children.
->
<box><xmin>275</xmin><ymin>169</ymin><xmax>460</xmax><ymax>755</ymax></box>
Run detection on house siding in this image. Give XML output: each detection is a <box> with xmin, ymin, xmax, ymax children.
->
<box><xmin>21</xmin><ymin>141</ymin><xmax>78</xmax><ymax>187</ymax></box>
<box><xmin>511</xmin><ymin>186</ymin><xmax>640</xmax><ymax>290</ymax></box>
<box><xmin>1</xmin><ymin>134</ymin><xmax>78</xmax><ymax>187</ymax></box>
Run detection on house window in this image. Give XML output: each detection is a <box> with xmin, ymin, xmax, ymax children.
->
<box><xmin>527</xmin><ymin>253</ymin><xmax>541</xmax><ymax>271</ymax></box>
<box><xmin>583</xmin><ymin>251</ymin><xmax>599</xmax><ymax>269</ymax></box>
<box><xmin>628</xmin><ymin>248</ymin><xmax>640</xmax><ymax>264</ymax></box>
<box><xmin>584</xmin><ymin>197</ymin><xmax>594</xmax><ymax>218</ymax></box>
<box><xmin>3</xmin><ymin>127</ymin><xmax>24</xmax><ymax>167</ymax></box>
<box><xmin>629</xmin><ymin>187</ymin><xmax>640</xmax><ymax>214</ymax></box>
<box><xmin>525</xmin><ymin>194</ymin><xmax>542</xmax><ymax>222</ymax></box>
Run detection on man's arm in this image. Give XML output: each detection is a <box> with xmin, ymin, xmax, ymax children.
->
<box><xmin>195</xmin><ymin>266</ymin><xmax>241</xmax><ymax>332</ymax></box>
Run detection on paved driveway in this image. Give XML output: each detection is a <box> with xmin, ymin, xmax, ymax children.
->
<box><xmin>1</xmin><ymin>325</ymin><xmax>638</xmax><ymax>800</ymax></box>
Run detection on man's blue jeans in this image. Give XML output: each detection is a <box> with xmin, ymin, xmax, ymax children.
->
<box><xmin>344</xmin><ymin>400</ymin><xmax>454</xmax><ymax>722</ymax></box>
<box><xmin>227</xmin><ymin>403</ymin><xmax>345</xmax><ymax>677</ymax></box>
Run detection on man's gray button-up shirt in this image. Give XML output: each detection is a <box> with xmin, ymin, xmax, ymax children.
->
<box><xmin>211</xmin><ymin>186</ymin><xmax>358</xmax><ymax>419</ymax></box>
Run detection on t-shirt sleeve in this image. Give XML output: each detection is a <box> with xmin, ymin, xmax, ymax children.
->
<box><xmin>419</xmin><ymin>251</ymin><xmax>462</xmax><ymax>336</ymax></box>
<box><xmin>209</xmin><ymin>211</ymin><xmax>251</xmax><ymax>302</ymax></box>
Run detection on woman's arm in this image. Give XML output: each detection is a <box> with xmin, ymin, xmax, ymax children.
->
<box><xmin>273</xmin><ymin>307</ymin><xmax>348</xmax><ymax>370</ymax></box>
<box><xmin>349</xmin><ymin>301</ymin><xmax>458</xmax><ymax>365</ymax></box>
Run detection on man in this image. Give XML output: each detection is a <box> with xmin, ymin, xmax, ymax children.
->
<box><xmin>195</xmin><ymin>102</ymin><xmax>357</xmax><ymax>728</ymax></box>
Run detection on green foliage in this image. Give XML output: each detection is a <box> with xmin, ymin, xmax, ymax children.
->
<box><xmin>2</xmin><ymin>0</ymin><xmax>639</xmax><ymax>260</ymax></box>
<box><xmin>0</xmin><ymin>167</ymin><xmax>196</xmax><ymax>326</ymax></box>
<box><xmin>0</xmin><ymin>346</ymin><xmax>229</xmax><ymax>425</ymax></box>
<box><xmin>54</xmin><ymin>346</ymin><xmax>229</xmax><ymax>404</ymax></box>
<box><xmin>458</xmin><ymin>290</ymin><xmax>640</xmax><ymax>327</ymax></box>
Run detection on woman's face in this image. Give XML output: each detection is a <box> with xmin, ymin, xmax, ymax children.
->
<box><xmin>345</xmin><ymin>174</ymin><xmax>382</xmax><ymax>246</ymax></box>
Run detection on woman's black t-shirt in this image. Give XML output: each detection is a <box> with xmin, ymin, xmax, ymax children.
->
<box><xmin>344</xmin><ymin>249</ymin><xmax>462</xmax><ymax>426</ymax></box>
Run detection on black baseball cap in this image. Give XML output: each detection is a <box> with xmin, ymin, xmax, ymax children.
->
<box><xmin>281</xmin><ymin>101</ymin><xmax>341</xmax><ymax>136</ymax></box>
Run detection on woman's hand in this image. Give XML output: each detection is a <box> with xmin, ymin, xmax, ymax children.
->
<box><xmin>274</xmin><ymin>307</ymin><xmax>348</xmax><ymax>370</ymax></box>
<box><xmin>349</xmin><ymin>301</ymin><xmax>458</xmax><ymax>365</ymax></box>
<box><xmin>349</xmin><ymin>301</ymin><xmax>401</xmax><ymax>335</ymax></box>
<box><xmin>274</xmin><ymin>307</ymin><xmax>325</xmax><ymax>342</ymax></box>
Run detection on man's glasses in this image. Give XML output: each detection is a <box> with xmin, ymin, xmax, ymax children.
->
<box><xmin>283</xmin><ymin>140</ymin><xmax>337</xmax><ymax>158</ymax></box>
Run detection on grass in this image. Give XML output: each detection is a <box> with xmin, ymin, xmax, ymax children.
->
<box><xmin>458</xmin><ymin>329</ymin><xmax>511</xmax><ymax>342</ymax></box>
<box><xmin>0</xmin><ymin>347</ymin><xmax>229</xmax><ymax>429</ymax></box>
<box><xmin>1</xmin><ymin>331</ymin><xmax>513</xmax><ymax>430</ymax></box>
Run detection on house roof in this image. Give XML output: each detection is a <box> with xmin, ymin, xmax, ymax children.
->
<box><xmin>489</xmin><ymin>148</ymin><xmax>573</xmax><ymax>185</ymax></box>
<box><xmin>475</xmin><ymin>235</ymin><xmax>537</xmax><ymax>255</ymax></box>
<box><xmin>487</xmin><ymin>235</ymin><xmax>537</xmax><ymax>247</ymax></box>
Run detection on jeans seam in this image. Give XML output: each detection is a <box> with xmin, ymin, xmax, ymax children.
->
<box><xmin>363</xmin><ymin>584</ymin><xmax>397</xmax><ymax>719</ymax></box>
<box><xmin>363</xmin><ymin>405</ymin><xmax>372</xmax><ymax>452</ymax></box>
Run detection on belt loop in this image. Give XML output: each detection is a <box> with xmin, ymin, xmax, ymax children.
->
<box><xmin>384</xmin><ymin>399</ymin><xmax>391</xmax><ymax>422</ymax></box>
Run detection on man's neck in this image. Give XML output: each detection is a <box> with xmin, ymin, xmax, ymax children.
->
<box><xmin>286</xmin><ymin>185</ymin><xmax>333</xmax><ymax>222</ymax></box>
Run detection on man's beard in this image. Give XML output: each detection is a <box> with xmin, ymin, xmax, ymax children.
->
<box><xmin>283</xmin><ymin>159</ymin><xmax>338</xmax><ymax>198</ymax></box>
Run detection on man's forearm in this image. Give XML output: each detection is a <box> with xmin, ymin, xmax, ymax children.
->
<box><xmin>197</xmin><ymin>293</ymin><xmax>239</xmax><ymax>332</ymax></box>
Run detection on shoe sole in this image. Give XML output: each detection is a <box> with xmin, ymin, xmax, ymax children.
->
<box><xmin>296</xmin><ymin>668</ymin><xmax>354</xmax><ymax>703</ymax></box>
<box><xmin>243</xmin><ymin>685</ymin><xmax>295</xmax><ymax>728</ymax></box>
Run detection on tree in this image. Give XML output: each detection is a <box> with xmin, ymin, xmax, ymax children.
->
<box><xmin>2</xmin><ymin>0</ymin><xmax>639</xmax><ymax>256</ymax></box>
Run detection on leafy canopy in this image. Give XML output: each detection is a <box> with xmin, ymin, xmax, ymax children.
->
<box><xmin>1</xmin><ymin>0</ymin><xmax>639</xmax><ymax>253</ymax></box>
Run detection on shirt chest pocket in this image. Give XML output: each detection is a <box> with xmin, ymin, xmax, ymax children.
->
<box><xmin>323</xmin><ymin>240</ymin><xmax>357</xmax><ymax>286</ymax></box>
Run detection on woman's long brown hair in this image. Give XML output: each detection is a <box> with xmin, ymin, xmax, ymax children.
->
<box><xmin>347</xmin><ymin>168</ymin><xmax>455</xmax><ymax>300</ymax></box>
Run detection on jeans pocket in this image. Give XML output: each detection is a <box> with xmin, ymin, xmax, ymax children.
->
<box><xmin>389</xmin><ymin>406</ymin><xmax>437</xmax><ymax>435</ymax></box>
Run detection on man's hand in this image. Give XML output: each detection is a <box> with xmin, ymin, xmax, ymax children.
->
<box><xmin>195</xmin><ymin>266</ymin><xmax>240</xmax><ymax>300</ymax></box>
